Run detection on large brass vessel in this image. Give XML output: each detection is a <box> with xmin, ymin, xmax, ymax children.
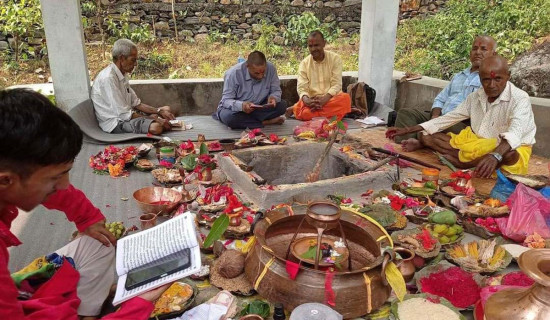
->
<box><xmin>244</xmin><ymin>205</ymin><xmax>393</xmax><ymax>318</ymax></box>
<box><xmin>485</xmin><ymin>249</ymin><xmax>550</xmax><ymax>320</ymax></box>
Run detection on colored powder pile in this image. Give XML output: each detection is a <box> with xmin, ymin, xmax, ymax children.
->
<box><xmin>502</xmin><ymin>271</ymin><xmax>535</xmax><ymax>287</ymax></box>
<box><xmin>398</xmin><ymin>297</ymin><xmax>460</xmax><ymax>320</ymax></box>
<box><xmin>419</xmin><ymin>267</ymin><xmax>480</xmax><ymax>308</ymax></box>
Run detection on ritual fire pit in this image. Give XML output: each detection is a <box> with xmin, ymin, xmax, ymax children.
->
<box><xmin>217</xmin><ymin>141</ymin><xmax>392</xmax><ymax>208</ymax></box>
<box><xmin>245</xmin><ymin>205</ymin><xmax>393</xmax><ymax>318</ymax></box>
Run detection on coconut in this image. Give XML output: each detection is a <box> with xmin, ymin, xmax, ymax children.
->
<box><xmin>217</xmin><ymin>249</ymin><xmax>245</xmax><ymax>279</ymax></box>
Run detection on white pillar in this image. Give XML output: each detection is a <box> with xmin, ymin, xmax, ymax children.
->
<box><xmin>358</xmin><ymin>0</ymin><xmax>399</xmax><ymax>107</ymax></box>
<box><xmin>40</xmin><ymin>0</ymin><xmax>90</xmax><ymax>111</ymax></box>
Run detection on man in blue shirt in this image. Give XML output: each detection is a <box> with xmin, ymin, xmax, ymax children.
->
<box><xmin>213</xmin><ymin>51</ymin><xmax>287</xmax><ymax>129</ymax></box>
<box><xmin>394</xmin><ymin>35</ymin><xmax>496</xmax><ymax>151</ymax></box>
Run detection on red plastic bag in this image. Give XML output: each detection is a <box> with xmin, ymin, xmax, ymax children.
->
<box><xmin>496</xmin><ymin>184</ymin><xmax>550</xmax><ymax>242</ymax></box>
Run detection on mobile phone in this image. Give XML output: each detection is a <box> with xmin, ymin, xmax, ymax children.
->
<box><xmin>251</xmin><ymin>103</ymin><xmax>275</xmax><ymax>108</ymax></box>
<box><xmin>125</xmin><ymin>249</ymin><xmax>191</xmax><ymax>290</ymax></box>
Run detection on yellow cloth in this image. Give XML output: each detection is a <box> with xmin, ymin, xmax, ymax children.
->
<box><xmin>448</xmin><ymin>127</ymin><xmax>532</xmax><ymax>174</ymax></box>
<box><xmin>297</xmin><ymin>50</ymin><xmax>343</xmax><ymax>98</ymax></box>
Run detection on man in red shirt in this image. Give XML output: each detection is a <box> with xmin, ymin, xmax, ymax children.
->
<box><xmin>0</xmin><ymin>89</ymin><xmax>167</xmax><ymax>319</ymax></box>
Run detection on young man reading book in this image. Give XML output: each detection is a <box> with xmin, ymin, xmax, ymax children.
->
<box><xmin>0</xmin><ymin>89</ymin><xmax>168</xmax><ymax>319</ymax></box>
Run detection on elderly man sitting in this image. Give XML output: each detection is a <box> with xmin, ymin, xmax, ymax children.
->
<box><xmin>386</xmin><ymin>55</ymin><xmax>536</xmax><ymax>178</ymax></box>
<box><xmin>396</xmin><ymin>35</ymin><xmax>497</xmax><ymax>151</ymax></box>
<box><xmin>287</xmin><ymin>30</ymin><xmax>351</xmax><ymax>121</ymax></box>
<box><xmin>214</xmin><ymin>51</ymin><xmax>287</xmax><ymax>129</ymax></box>
<box><xmin>91</xmin><ymin>39</ymin><xmax>175</xmax><ymax>135</ymax></box>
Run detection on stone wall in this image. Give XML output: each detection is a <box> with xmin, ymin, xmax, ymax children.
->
<box><xmin>0</xmin><ymin>0</ymin><xmax>448</xmax><ymax>51</ymax></box>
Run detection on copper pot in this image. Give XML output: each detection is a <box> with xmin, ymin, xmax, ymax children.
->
<box><xmin>394</xmin><ymin>247</ymin><xmax>415</xmax><ymax>283</ymax></box>
<box><xmin>244</xmin><ymin>206</ymin><xmax>392</xmax><ymax>318</ymax></box>
<box><xmin>484</xmin><ymin>249</ymin><xmax>550</xmax><ymax>320</ymax></box>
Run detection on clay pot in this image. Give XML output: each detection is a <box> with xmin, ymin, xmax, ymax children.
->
<box><xmin>484</xmin><ymin>249</ymin><xmax>550</xmax><ymax>319</ymax></box>
<box><xmin>394</xmin><ymin>247</ymin><xmax>416</xmax><ymax>282</ymax></box>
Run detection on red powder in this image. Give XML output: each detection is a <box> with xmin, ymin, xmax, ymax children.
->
<box><xmin>419</xmin><ymin>267</ymin><xmax>481</xmax><ymax>308</ymax></box>
<box><xmin>502</xmin><ymin>272</ymin><xmax>535</xmax><ymax>287</ymax></box>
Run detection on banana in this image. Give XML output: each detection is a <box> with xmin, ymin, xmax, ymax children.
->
<box><xmin>297</xmin><ymin>131</ymin><xmax>316</xmax><ymax>139</ymax></box>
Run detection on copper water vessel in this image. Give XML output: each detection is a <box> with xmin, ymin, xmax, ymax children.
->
<box><xmin>484</xmin><ymin>249</ymin><xmax>550</xmax><ymax>320</ymax></box>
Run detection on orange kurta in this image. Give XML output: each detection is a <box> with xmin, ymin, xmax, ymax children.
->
<box><xmin>293</xmin><ymin>92</ymin><xmax>351</xmax><ymax>121</ymax></box>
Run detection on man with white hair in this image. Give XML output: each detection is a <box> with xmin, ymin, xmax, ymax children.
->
<box><xmin>91</xmin><ymin>39</ymin><xmax>175</xmax><ymax>135</ymax></box>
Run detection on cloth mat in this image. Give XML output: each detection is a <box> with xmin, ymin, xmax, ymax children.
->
<box><xmin>68</xmin><ymin>100</ymin><xmax>361</xmax><ymax>144</ymax></box>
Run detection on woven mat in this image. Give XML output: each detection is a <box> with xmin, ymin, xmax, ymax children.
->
<box><xmin>346</xmin><ymin>127</ymin><xmax>550</xmax><ymax>195</ymax></box>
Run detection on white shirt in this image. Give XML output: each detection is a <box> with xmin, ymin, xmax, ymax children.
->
<box><xmin>91</xmin><ymin>63</ymin><xmax>141</xmax><ymax>132</ymax></box>
<box><xmin>421</xmin><ymin>82</ymin><xmax>536</xmax><ymax>150</ymax></box>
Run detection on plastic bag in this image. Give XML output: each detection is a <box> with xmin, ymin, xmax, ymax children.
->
<box><xmin>496</xmin><ymin>183</ymin><xmax>550</xmax><ymax>242</ymax></box>
<box><xmin>489</xmin><ymin>170</ymin><xmax>517</xmax><ymax>202</ymax></box>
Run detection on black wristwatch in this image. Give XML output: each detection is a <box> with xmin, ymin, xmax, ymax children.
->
<box><xmin>490</xmin><ymin>152</ymin><xmax>503</xmax><ymax>162</ymax></box>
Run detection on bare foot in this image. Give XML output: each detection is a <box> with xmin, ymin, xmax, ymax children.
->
<box><xmin>262</xmin><ymin>116</ymin><xmax>285</xmax><ymax>126</ymax></box>
<box><xmin>401</xmin><ymin>138</ymin><xmax>423</xmax><ymax>152</ymax></box>
<box><xmin>285</xmin><ymin>106</ymin><xmax>294</xmax><ymax>118</ymax></box>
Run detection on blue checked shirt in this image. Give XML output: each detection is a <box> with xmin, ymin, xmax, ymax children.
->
<box><xmin>432</xmin><ymin>67</ymin><xmax>481</xmax><ymax>115</ymax></box>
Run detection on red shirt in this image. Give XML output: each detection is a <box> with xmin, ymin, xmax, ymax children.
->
<box><xmin>0</xmin><ymin>184</ymin><xmax>154</xmax><ymax>319</ymax></box>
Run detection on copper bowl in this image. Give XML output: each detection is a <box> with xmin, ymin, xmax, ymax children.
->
<box><xmin>133</xmin><ymin>187</ymin><xmax>182</xmax><ymax>215</ymax></box>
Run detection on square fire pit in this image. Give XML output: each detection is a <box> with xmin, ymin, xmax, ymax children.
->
<box><xmin>218</xmin><ymin>141</ymin><xmax>393</xmax><ymax>208</ymax></box>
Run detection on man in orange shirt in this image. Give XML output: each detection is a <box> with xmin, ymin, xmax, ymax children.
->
<box><xmin>287</xmin><ymin>30</ymin><xmax>351</xmax><ymax>121</ymax></box>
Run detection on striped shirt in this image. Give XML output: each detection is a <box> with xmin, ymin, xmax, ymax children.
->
<box><xmin>421</xmin><ymin>82</ymin><xmax>536</xmax><ymax>150</ymax></box>
<box><xmin>432</xmin><ymin>67</ymin><xmax>481</xmax><ymax>115</ymax></box>
<box><xmin>297</xmin><ymin>50</ymin><xmax>343</xmax><ymax>98</ymax></box>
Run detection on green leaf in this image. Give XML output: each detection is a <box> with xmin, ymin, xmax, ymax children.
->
<box><xmin>336</xmin><ymin>121</ymin><xmax>346</xmax><ymax>131</ymax></box>
<box><xmin>300</xmin><ymin>244</ymin><xmax>318</xmax><ymax>260</ymax></box>
<box><xmin>238</xmin><ymin>300</ymin><xmax>270</xmax><ymax>317</ymax></box>
<box><xmin>202</xmin><ymin>214</ymin><xmax>229</xmax><ymax>248</ymax></box>
<box><xmin>180</xmin><ymin>153</ymin><xmax>198</xmax><ymax>171</ymax></box>
<box><xmin>199</xmin><ymin>142</ymin><xmax>209</xmax><ymax>155</ymax></box>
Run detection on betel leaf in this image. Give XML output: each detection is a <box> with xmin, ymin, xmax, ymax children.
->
<box><xmin>336</xmin><ymin>120</ymin><xmax>346</xmax><ymax>131</ymax></box>
<box><xmin>181</xmin><ymin>153</ymin><xmax>198</xmax><ymax>171</ymax></box>
<box><xmin>199</xmin><ymin>142</ymin><xmax>209</xmax><ymax>155</ymax></box>
<box><xmin>202</xmin><ymin>214</ymin><xmax>229</xmax><ymax>248</ymax></box>
<box><xmin>300</xmin><ymin>245</ymin><xmax>319</xmax><ymax>260</ymax></box>
<box><xmin>238</xmin><ymin>299</ymin><xmax>270</xmax><ymax>317</ymax></box>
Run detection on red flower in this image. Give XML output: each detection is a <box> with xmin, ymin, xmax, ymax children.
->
<box><xmin>180</xmin><ymin>139</ymin><xmax>194</xmax><ymax>151</ymax></box>
<box><xmin>388</xmin><ymin>195</ymin><xmax>406</xmax><ymax>211</ymax></box>
<box><xmin>361</xmin><ymin>189</ymin><xmax>374</xmax><ymax>197</ymax></box>
<box><xmin>415</xmin><ymin>228</ymin><xmax>437</xmax><ymax>250</ymax></box>
<box><xmin>224</xmin><ymin>194</ymin><xmax>243</xmax><ymax>215</ymax></box>
<box><xmin>248</xmin><ymin>128</ymin><xmax>263</xmax><ymax>139</ymax></box>
<box><xmin>341</xmin><ymin>197</ymin><xmax>352</xmax><ymax>204</ymax></box>
<box><xmin>269</xmin><ymin>133</ymin><xmax>279</xmax><ymax>143</ymax></box>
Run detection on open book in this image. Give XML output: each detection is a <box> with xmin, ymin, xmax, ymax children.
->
<box><xmin>113</xmin><ymin>212</ymin><xmax>201</xmax><ymax>305</ymax></box>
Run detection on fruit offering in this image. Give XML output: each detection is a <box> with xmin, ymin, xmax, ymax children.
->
<box><xmin>106</xmin><ymin>221</ymin><xmax>126</xmax><ymax>239</ymax></box>
<box><xmin>524</xmin><ymin>232</ymin><xmax>546</xmax><ymax>248</ymax></box>
<box><xmin>426</xmin><ymin>223</ymin><xmax>464</xmax><ymax>244</ymax></box>
<box><xmin>446</xmin><ymin>239</ymin><xmax>511</xmax><ymax>273</ymax></box>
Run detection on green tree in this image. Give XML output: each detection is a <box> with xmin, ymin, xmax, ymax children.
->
<box><xmin>0</xmin><ymin>0</ymin><xmax>43</xmax><ymax>61</ymax></box>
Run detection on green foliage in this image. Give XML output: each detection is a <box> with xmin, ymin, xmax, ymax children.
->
<box><xmin>137</xmin><ymin>49</ymin><xmax>171</xmax><ymax>75</ymax></box>
<box><xmin>206</xmin><ymin>28</ymin><xmax>238</xmax><ymax>44</ymax></box>
<box><xmin>104</xmin><ymin>11</ymin><xmax>153</xmax><ymax>44</ymax></box>
<box><xmin>395</xmin><ymin>0</ymin><xmax>550</xmax><ymax>80</ymax></box>
<box><xmin>283</xmin><ymin>11</ymin><xmax>341</xmax><ymax>47</ymax></box>
<box><xmin>238</xmin><ymin>300</ymin><xmax>271</xmax><ymax>318</ymax></box>
<box><xmin>0</xmin><ymin>0</ymin><xmax>43</xmax><ymax>61</ymax></box>
<box><xmin>255</xmin><ymin>21</ymin><xmax>283</xmax><ymax>57</ymax></box>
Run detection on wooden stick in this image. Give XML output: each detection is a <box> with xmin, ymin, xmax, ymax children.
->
<box><xmin>306</xmin><ymin>130</ymin><xmax>338</xmax><ymax>182</ymax></box>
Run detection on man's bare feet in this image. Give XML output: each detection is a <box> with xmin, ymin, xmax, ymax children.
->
<box><xmin>262</xmin><ymin>116</ymin><xmax>285</xmax><ymax>126</ymax></box>
<box><xmin>401</xmin><ymin>138</ymin><xmax>423</xmax><ymax>152</ymax></box>
<box><xmin>285</xmin><ymin>106</ymin><xmax>294</xmax><ymax>118</ymax></box>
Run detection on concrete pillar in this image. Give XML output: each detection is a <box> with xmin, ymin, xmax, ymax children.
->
<box><xmin>40</xmin><ymin>0</ymin><xmax>90</xmax><ymax>110</ymax></box>
<box><xmin>358</xmin><ymin>0</ymin><xmax>399</xmax><ymax>107</ymax></box>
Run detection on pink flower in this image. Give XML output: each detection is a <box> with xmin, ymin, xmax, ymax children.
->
<box><xmin>159</xmin><ymin>160</ymin><xmax>173</xmax><ymax>168</ymax></box>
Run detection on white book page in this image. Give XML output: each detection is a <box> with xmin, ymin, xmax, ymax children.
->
<box><xmin>115</xmin><ymin>212</ymin><xmax>198</xmax><ymax>275</ymax></box>
<box><xmin>112</xmin><ymin>245</ymin><xmax>201</xmax><ymax>305</ymax></box>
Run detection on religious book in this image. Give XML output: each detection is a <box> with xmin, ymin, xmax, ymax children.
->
<box><xmin>112</xmin><ymin>212</ymin><xmax>201</xmax><ymax>305</ymax></box>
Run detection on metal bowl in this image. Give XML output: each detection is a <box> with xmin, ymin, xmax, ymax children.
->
<box><xmin>133</xmin><ymin>186</ymin><xmax>182</xmax><ymax>215</ymax></box>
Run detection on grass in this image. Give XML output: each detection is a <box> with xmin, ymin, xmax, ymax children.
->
<box><xmin>0</xmin><ymin>36</ymin><xmax>360</xmax><ymax>88</ymax></box>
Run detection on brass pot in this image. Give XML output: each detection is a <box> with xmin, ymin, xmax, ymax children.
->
<box><xmin>484</xmin><ymin>249</ymin><xmax>550</xmax><ymax>320</ymax></box>
<box><xmin>244</xmin><ymin>206</ymin><xmax>392</xmax><ymax>318</ymax></box>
